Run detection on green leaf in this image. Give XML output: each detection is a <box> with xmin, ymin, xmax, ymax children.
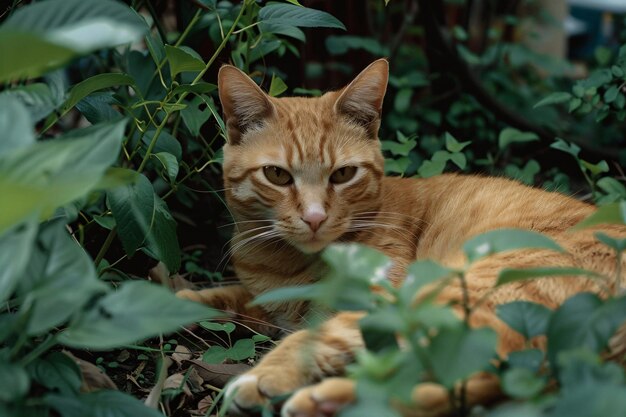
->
<box><xmin>0</xmin><ymin>82</ymin><xmax>62</xmax><ymax>122</ymax></box>
<box><xmin>0</xmin><ymin>31</ymin><xmax>76</xmax><ymax>83</ymax></box>
<box><xmin>142</xmin><ymin>195</ymin><xmax>181</xmax><ymax>272</ymax></box>
<box><xmin>19</xmin><ymin>221</ymin><xmax>107</xmax><ymax>335</ymax></box>
<box><xmin>141</xmin><ymin>130</ymin><xmax>182</xmax><ymax>160</ymax></box>
<box><xmin>45</xmin><ymin>390</ymin><xmax>165</xmax><ymax>417</ymax></box>
<box><xmin>547</xmin><ymin>293</ymin><xmax>626</xmax><ymax>367</ymax></box>
<box><xmin>108</xmin><ymin>173</ymin><xmax>155</xmax><ymax>256</ymax></box>
<box><xmin>227</xmin><ymin>339</ymin><xmax>256</xmax><ymax>361</ymax></box>
<box><xmin>496</xmin><ymin>301</ymin><xmax>552</xmax><ymax>339</ymax></box>
<box><xmin>572</xmin><ymin>202</ymin><xmax>626</xmax><ymax>230</ymax></box>
<box><xmin>28</xmin><ymin>352</ymin><xmax>81</xmax><ymax>395</ymax></box>
<box><xmin>427</xmin><ymin>326</ymin><xmax>497</xmax><ymax>388</ymax></box>
<box><xmin>108</xmin><ymin>174</ymin><xmax>180</xmax><ymax>271</ymax></box>
<box><xmin>203</xmin><ymin>339</ymin><xmax>255</xmax><ymax>363</ymax></box>
<box><xmin>498</xmin><ymin>128</ymin><xmax>539</xmax><ymax>149</ymax></box>
<box><xmin>496</xmin><ymin>266</ymin><xmax>601</xmax><ymax>287</ymax></box>
<box><xmin>202</xmin><ymin>345</ymin><xmax>228</xmax><ymax>364</ymax></box>
<box><xmin>401</xmin><ymin>260</ymin><xmax>455</xmax><ymax>304</ymax></box>
<box><xmin>325</xmin><ymin>35</ymin><xmax>389</xmax><ymax>56</ymax></box>
<box><xmin>463</xmin><ymin>229</ymin><xmax>563</xmax><ymax>263</ymax></box>
<box><xmin>0</xmin><ymin>220</ymin><xmax>37</xmax><ymax>304</ymax></box>
<box><xmin>250</xmin><ymin>283</ymin><xmax>321</xmax><ymax>306</ymax></box>
<box><xmin>596</xmin><ymin>177</ymin><xmax>626</xmax><ymax>198</ymax></box>
<box><xmin>0</xmin><ymin>119</ymin><xmax>127</xmax><ymax>235</ymax></box>
<box><xmin>0</xmin><ymin>363</ymin><xmax>30</xmax><ymax>402</ymax></box>
<box><xmin>269</xmin><ymin>74</ymin><xmax>288</xmax><ymax>97</ymax></box>
<box><xmin>380</xmin><ymin>134</ymin><xmax>417</xmax><ymax>156</ymax></box>
<box><xmin>3</xmin><ymin>0</ymin><xmax>147</xmax><ymax>54</ymax></box>
<box><xmin>580</xmin><ymin>159</ymin><xmax>609</xmax><ymax>176</ymax></box>
<box><xmin>449</xmin><ymin>152</ymin><xmax>466</xmax><ymax>169</ymax></box>
<box><xmin>152</xmin><ymin>152</ymin><xmax>179</xmax><ymax>183</ymax></box>
<box><xmin>171</xmin><ymin>82</ymin><xmax>217</xmax><ymax>96</ymax></box>
<box><xmin>444</xmin><ymin>132</ymin><xmax>471</xmax><ymax>152</ymax></box>
<box><xmin>58</xmin><ymin>281</ymin><xmax>219</xmax><ymax>349</ymax></box>
<box><xmin>254</xmin><ymin>244</ymin><xmax>389</xmax><ymax>311</ymax></box>
<box><xmin>417</xmin><ymin>159</ymin><xmax>446</xmax><ymax>178</ymax></box>
<box><xmin>546</xmin><ymin>383</ymin><xmax>626</xmax><ymax>417</ymax></box>
<box><xmin>594</xmin><ymin>232</ymin><xmax>626</xmax><ymax>252</ymax></box>
<box><xmin>259</xmin><ymin>22</ymin><xmax>306</xmax><ymax>42</ymax></box>
<box><xmin>180</xmin><ymin>96</ymin><xmax>210</xmax><ymax>136</ymax></box>
<box><xmin>394</xmin><ymin>88</ymin><xmax>413</xmax><ymax>113</ymax></box>
<box><xmin>507</xmin><ymin>349</ymin><xmax>544</xmax><ymax>372</ymax></box>
<box><xmin>199</xmin><ymin>321</ymin><xmax>236</xmax><ymax>334</ymax></box>
<box><xmin>558</xmin><ymin>348</ymin><xmax>624</xmax><ymax>389</ymax></box>
<box><xmin>534</xmin><ymin>92</ymin><xmax>572</xmax><ymax>108</ymax></box>
<box><xmin>550</xmin><ymin>138</ymin><xmax>580</xmax><ymax>158</ymax></box>
<box><xmin>165</xmin><ymin>45</ymin><xmax>205</xmax><ymax>78</ymax></box>
<box><xmin>604</xmin><ymin>85</ymin><xmax>619</xmax><ymax>103</ymax></box>
<box><xmin>62</xmin><ymin>73</ymin><xmax>135</xmax><ymax>114</ymax></box>
<box><xmin>501</xmin><ymin>368</ymin><xmax>545</xmax><ymax>399</ymax></box>
<box><xmin>259</xmin><ymin>4</ymin><xmax>345</xmax><ymax>30</ymax></box>
<box><xmin>0</xmin><ymin>95</ymin><xmax>34</xmax><ymax>154</ymax></box>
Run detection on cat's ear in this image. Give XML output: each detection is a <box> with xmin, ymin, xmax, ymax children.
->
<box><xmin>334</xmin><ymin>58</ymin><xmax>389</xmax><ymax>138</ymax></box>
<box><xmin>218</xmin><ymin>65</ymin><xmax>275</xmax><ymax>145</ymax></box>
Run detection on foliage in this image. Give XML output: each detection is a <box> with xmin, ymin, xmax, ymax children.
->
<box><xmin>1</xmin><ymin>0</ymin><xmax>626</xmax><ymax>416</ymax></box>
<box><xmin>0</xmin><ymin>0</ymin><xmax>343</xmax><ymax>415</ymax></box>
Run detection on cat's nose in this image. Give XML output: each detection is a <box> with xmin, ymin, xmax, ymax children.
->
<box><xmin>302</xmin><ymin>206</ymin><xmax>327</xmax><ymax>232</ymax></box>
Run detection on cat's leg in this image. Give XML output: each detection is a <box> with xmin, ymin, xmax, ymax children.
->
<box><xmin>224</xmin><ymin>311</ymin><xmax>364</xmax><ymax>415</ymax></box>
<box><xmin>176</xmin><ymin>285</ymin><xmax>274</xmax><ymax>334</ymax></box>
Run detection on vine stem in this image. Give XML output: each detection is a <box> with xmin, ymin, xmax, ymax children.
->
<box><xmin>19</xmin><ymin>334</ymin><xmax>58</xmax><ymax>366</ymax></box>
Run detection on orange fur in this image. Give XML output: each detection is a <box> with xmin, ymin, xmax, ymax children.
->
<box><xmin>178</xmin><ymin>59</ymin><xmax>626</xmax><ymax>417</ymax></box>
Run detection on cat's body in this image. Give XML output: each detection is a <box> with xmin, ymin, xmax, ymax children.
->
<box><xmin>178</xmin><ymin>60</ymin><xmax>626</xmax><ymax>417</ymax></box>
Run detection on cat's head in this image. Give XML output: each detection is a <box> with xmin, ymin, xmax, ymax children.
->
<box><xmin>219</xmin><ymin>59</ymin><xmax>388</xmax><ymax>253</ymax></box>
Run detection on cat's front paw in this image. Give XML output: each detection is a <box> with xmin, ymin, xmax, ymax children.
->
<box><xmin>225</xmin><ymin>370</ymin><xmax>302</xmax><ymax>415</ymax></box>
<box><xmin>281</xmin><ymin>378</ymin><xmax>355</xmax><ymax>417</ymax></box>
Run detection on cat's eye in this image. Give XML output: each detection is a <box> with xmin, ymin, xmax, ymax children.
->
<box><xmin>263</xmin><ymin>166</ymin><xmax>293</xmax><ymax>186</ymax></box>
<box><xmin>330</xmin><ymin>166</ymin><xmax>357</xmax><ymax>184</ymax></box>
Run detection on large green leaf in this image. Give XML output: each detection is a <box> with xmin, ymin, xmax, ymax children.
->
<box><xmin>426</xmin><ymin>325</ymin><xmax>498</xmax><ymax>388</ymax></box>
<box><xmin>0</xmin><ymin>95</ymin><xmax>34</xmax><ymax>154</ymax></box>
<box><xmin>572</xmin><ymin>202</ymin><xmax>626</xmax><ymax>230</ymax></box>
<box><xmin>0</xmin><ymin>220</ymin><xmax>37</xmax><ymax>304</ymax></box>
<box><xmin>58</xmin><ymin>281</ymin><xmax>219</xmax><ymax>349</ymax></box>
<box><xmin>0</xmin><ymin>82</ymin><xmax>62</xmax><ymax>123</ymax></box>
<box><xmin>28</xmin><ymin>352</ymin><xmax>82</xmax><ymax>395</ymax></box>
<box><xmin>496</xmin><ymin>301</ymin><xmax>552</xmax><ymax>339</ymax></box>
<box><xmin>501</xmin><ymin>368</ymin><xmax>546</xmax><ymax>399</ymax></box>
<box><xmin>108</xmin><ymin>174</ymin><xmax>155</xmax><ymax>256</ymax></box>
<box><xmin>19</xmin><ymin>221</ymin><xmax>107</xmax><ymax>335</ymax></box>
<box><xmin>463</xmin><ymin>229</ymin><xmax>563</xmax><ymax>263</ymax></box>
<box><xmin>62</xmin><ymin>73</ymin><xmax>136</xmax><ymax>114</ymax></box>
<box><xmin>0</xmin><ymin>0</ymin><xmax>145</xmax><ymax>82</ymax></box>
<box><xmin>0</xmin><ymin>362</ymin><xmax>30</xmax><ymax>402</ymax></box>
<box><xmin>108</xmin><ymin>174</ymin><xmax>180</xmax><ymax>271</ymax></box>
<box><xmin>0</xmin><ymin>118</ymin><xmax>127</xmax><ymax>235</ymax></box>
<box><xmin>165</xmin><ymin>45</ymin><xmax>205</xmax><ymax>78</ymax></box>
<box><xmin>496</xmin><ymin>266</ymin><xmax>601</xmax><ymax>287</ymax></box>
<box><xmin>546</xmin><ymin>293</ymin><xmax>626</xmax><ymax>367</ymax></box>
<box><xmin>259</xmin><ymin>4</ymin><xmax>346</xmax><ymax>30</ymax></box>
<box><xmin>0</xmin><ymin>31</ymin><xmax>76</xmax><ymax>83</ymax></box>
<box><xmin>45</xmin><ymin>390</ymin><xmax>165</xmax><ymax>417</ymax></box>
<box><xmin>3</xmin><ymin>0</ymin><xmax>147</xmax><ymax>53</ymax></box>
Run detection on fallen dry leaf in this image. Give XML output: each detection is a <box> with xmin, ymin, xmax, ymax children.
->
<box><xmin>63</xmin><ymin>351</ymin><xmax>117</xmax><ymax>392</ymax></box>
<box><xmin>187</xmin><ymin>360</ymin><xmax>251</xmax><ymax>388</ymax></box>
<box><xmin>171</xmin><ymin>344</ymin><xmax>194</xmax><ymax>366</ymax></box>
<box><xmin>163</xmin><ymin>372</ymin><xmax>192</xmax><ymax>397</ymax></box>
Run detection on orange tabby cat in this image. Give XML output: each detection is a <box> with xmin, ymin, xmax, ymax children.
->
<box><xmin>177</xmin><ymin>59</ymin><xmax>626</xmax><ymax>417</ymax></box>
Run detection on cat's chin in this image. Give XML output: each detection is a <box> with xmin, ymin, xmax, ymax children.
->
<box><xmin>292</xmin><ymin>239</ymin><xmax>331</xmax><ymax>254</ymax></box>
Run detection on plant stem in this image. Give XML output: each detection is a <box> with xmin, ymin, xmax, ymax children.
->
<box><xmin>19</xmin><ymin>335</ymin><xmax>58</xmax><ymax>366</ymax></box>
<box><xmin>94</xmin><ymin>228</ymin><xmax>118</xmax><ymax>267</ymax></box>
